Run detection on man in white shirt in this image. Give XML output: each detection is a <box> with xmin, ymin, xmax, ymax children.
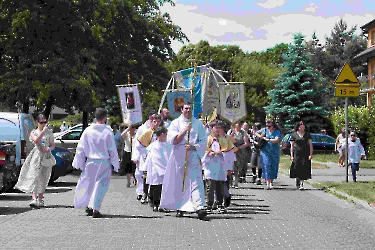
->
<box><xmin>73</xmin><ymin>108</ymin><xmax>119</xmax><ymax>218</ymax></box>
<box><xmin>160</xmin><ymin>108</ymin><xmax>171</xmax><ymax>128</ymax></box>
<box><xmin>60</xmin><ymin>121</ymin><xmax>68</xmax><ymax>132</ymax></box>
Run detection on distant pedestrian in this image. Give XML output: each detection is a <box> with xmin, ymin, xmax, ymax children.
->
<box><xmin>228</xmin><ymin>120</ymin><xmax>250</xmax><ymax>187</ymax></box>
<box><xmin>15</xmin><ymin>113</ymin><xmax>56</xmax><ymax>208</ymax></box>
<box><xmin>120</xmin><ymin>126</ymin><xmax>136</xmax><ymax>186</ymax></box>
<box><xmin>289</xmin><ymin>121</ymin><xmax>313</xmax><ymax>190</ymax></box>
<box><xmin>115</xmin><ymin>124</ymin><xmax>125</xmax><ymax>160</ymax></box>
<box><xmin>335</xmin><ymin>128</ymin><xmax>346</xmax><ymax>167</ymax></box>
<box><xmin>73</xmin><ymin>108</ymin><xmax>119</xmax><ymax>218</ymax></box>
<box><xmin>341</xmin><ymin>132</ymin><xmax>366</xmax><ymax>182</ymax></box>
<box><xmin>250</xmin><ymin>122</ymin><xmax>263</xmax><ymax>185</ymax></box>
<box><xmin>60</xmin><ymin>121</ymin><xmax>68</xmax><ymax>132</ymax></box>
<box><xmin>257</xmin><ymin>119</ymin><xmax>281</xmax><ymax>190</ymax></box>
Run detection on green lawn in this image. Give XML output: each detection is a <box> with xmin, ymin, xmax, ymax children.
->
<box><xmin>312</xmin><ymin>154</ymin><xmax>375</xmax><ymax>169</ymax></box>
<box><xmin>312</xmin><ymin>181</ymin><xmax>375</xmax><ymax>204</ymax></box>
<box><xmin>279</xmin><ymin>155</ymin><xmax>330</xmax><ymax>171</ymax></box>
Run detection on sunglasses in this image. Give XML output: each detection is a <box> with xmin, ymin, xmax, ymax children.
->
<box><xmin>350</xmin><ymin>134</ymin><xmax>356</xmax><ymax>137</ymax></box>
<box><xmin>38</xmin><ymin>121</ymin><xmax>48</xmax><ymax>124</ymax></box>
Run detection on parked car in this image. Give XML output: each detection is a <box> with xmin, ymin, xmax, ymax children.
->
<box><xmin>280</xmin><ymin>133</ymin><xmax>336</xmax><ymax>155</ymax></box>
<box><xmin>0</xmin><ymin>112</ymin><xmax>35</xmax><ymax>167</ymax></box>
<box><xmin>0</xmin><ymin>142</ymin><xmax>17</xmax><ymax>192</ymax></box>
<box><xmin>53</xmin><ymin>124</ymin><xmax>84</xmax><ymax>137</ymax></box>
<box><xmin>54</xmin><ymin>124</ymin><xmax>112</xmax><ymax>155</ymax></box>
<box><xmin>50</xmin><ymin>146</ymin><xmax>74</xmax><ymax>183</ymax></box>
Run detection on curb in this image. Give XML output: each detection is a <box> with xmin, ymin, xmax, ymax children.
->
<box><xmin>278</xmin><ymin>170</ymin><xmax>375</xmax><ymax>214</ymax></box>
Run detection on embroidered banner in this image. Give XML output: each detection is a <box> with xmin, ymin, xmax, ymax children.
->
<box><xmin>173</xmin><ymin>65</ymin><xmax>208</xmax><ymax>118</ymax></box>
<box><xmin>219</xmin><ymin>83</ymin><xmax>246</xmax><ymax>124</ymax></box>
<box><xmin>117</xmin><ymin>85</ymin><xmax>143</xmax><ymax>126</ymax></box>
<box><xmin>166</xmin><ymin>90</ymin><xmax>191</xmax><ymax>119</ymax></box>
<box><xmin>202</xmin><ymin>69</ymin><xmax>221</xmax><ymax>117</ymax></box>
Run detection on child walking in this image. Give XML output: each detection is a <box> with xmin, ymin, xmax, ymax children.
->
<box><xmin>341</xmin><ymin>132</ymin><xmax>366</xmax><ymax>182</ymax></box>
<box><xmin>202</xmin><ymin>120</ymin><xmax>236</xmax><ymax>213</ymax></box>
<box><xmin>144</xmin><ymin>126</ymin><xmax>171</xmax><ymax>211</ymax></box>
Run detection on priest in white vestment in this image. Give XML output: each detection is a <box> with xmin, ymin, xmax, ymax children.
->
<box><xmin>73</xmin><ymin>108</ymin><xmax>119</xmax><ymax>218</ymax></box>
<box><xmin>160</xmin><ymin>102</ymin><xmax>208</xmax><ymax>220</ymax></box>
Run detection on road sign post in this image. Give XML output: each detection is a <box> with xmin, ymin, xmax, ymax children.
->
<box><xmin>333</xmin><ymin>62</ymin><xmax>360</xmax><ymax>182</ymax></box>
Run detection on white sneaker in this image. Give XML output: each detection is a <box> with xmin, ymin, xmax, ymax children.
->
<box><xmin>29</xmin><ymin>198</ymin><xmax>38</xmax><ymax>208</ymax></box>
<box><xmin>299</xmin><ymin>182</ymin><xmax>304</xmax><ymax>190</ymax></box>
<box><xmin>36</xmin><ymin>198</ymin><xmax>45</xmax><ymax>207</ymax></box>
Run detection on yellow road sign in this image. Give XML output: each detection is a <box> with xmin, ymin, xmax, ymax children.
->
<box><xmin>335</xmin><ymin>87</ymin><xmax>359</xmax><ymax>97</ymax></box>
<box><xmin>334</xmin><ymin>62</ymin><xmax>360</xmax><ymax>87</ymax></box>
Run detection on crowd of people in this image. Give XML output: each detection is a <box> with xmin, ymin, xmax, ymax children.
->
<box><xmin>13</xmin><ymin>103</ymin><xmax>367</xmax><ymax>220</ymax></box>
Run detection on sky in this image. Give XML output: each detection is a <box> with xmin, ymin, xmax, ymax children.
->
<box><xmin>160</xmin><ymin>0</ymin><xmax>375</xmax><ymax>54</ymax></box>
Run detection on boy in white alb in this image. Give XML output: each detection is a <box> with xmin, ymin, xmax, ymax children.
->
<box><xmin>202</xmin><ymin>120</ymin><xmax>236</xmax><ymax>213</ymax></box>
<box><xmin>144</xmin><ymin>126</ymin><xmax>172</xmax><ymax>211</ymax></box>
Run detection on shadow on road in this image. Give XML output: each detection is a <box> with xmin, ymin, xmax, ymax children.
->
<box><xmin>0</xmin><ymin>207</ymin><xmax>32</xmax><ymax>215</ymax></box>
<box><xmin>101</xmin><ymin>214</ymin><xmax>162</xmax><ymax>219</ymax></box>
<box><xmin>0</xmin><ymin>194</ymin><xmax>31</xmax><ymax>201</ymax></box>
<box><xmin>49</xmin><ymin>181</ymin><xmax>77</xmax><ymax>187</ymax></box>
<box><xmin>45</xmin><ymin>187</ymin><xmax>73</xmax><ymax>194</ymax></box>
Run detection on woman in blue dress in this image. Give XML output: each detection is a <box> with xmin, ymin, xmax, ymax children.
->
<box><xmin>258</xmin><ymin>119</ymin><xmax>281</xmax><ymax>190</ymax></box>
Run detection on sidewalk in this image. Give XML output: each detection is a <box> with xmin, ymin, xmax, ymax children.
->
<box><xmin>1</xmin><ymin>170</ymin><xmax>375</xmax><ymax>249</ymax></box>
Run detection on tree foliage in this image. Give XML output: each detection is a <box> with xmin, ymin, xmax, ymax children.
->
<box><xmin>0</xmin><ymin>0</ymin><xmax>188</xmax><ymax>121</ymax></box>
<box><xmin>265</xmin><ymin>33</ymin><xmax>329</xmax><ymax>131</ymax></box>
<box><xmin>306</xmin><ymin>18</ymin><xmax>368</xmax><ymax>109</ymax></box>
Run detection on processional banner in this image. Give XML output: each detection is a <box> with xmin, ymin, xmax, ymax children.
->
<box><xmin>117</xmin><ymin>85</ymin><xmax>143</xmax><ymax>126</ymax></box>
<box><xmin>173</xmin><ymin>65</ymin><xmax>208</xmax><ymax>118</ymax></box>
<box><xmin>166</xmin><ymin>90</ymin><xmax>191</xmax><ymax>119</ymax></box>
<box><xmin>202</xmin><ymin>69</ymin><xmax>221</xmax><ymax>117</ymax></box>
<box><xmin>219</xmin><ymin>83</ymin><xmax>246</xmax><ymax>124</ymax></box>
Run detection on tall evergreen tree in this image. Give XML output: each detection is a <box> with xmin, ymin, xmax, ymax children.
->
<box><xmin>265</xmin><ymin>33</ymin><xmax>329</xmax><ymax>131</ymax></box>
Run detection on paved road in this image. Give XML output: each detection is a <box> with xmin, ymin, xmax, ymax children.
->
<box><xmin>0</xmin><ymin>170</ymin><xmax>375</xmax><ymax>250</ymax></box>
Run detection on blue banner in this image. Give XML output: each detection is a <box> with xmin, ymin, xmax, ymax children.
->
<box><xmin>173</xmin><ymin>65</ymin><xmax>207</xmax><ymax>118</ymax></box>
<box><xmin>166</xmin><ymin>91</ymin><xmax>191</xmax><ymax>119</ymax></box>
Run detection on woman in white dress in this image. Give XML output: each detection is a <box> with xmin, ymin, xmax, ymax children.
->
<box><xmin>15</xmin><ymin>113</ymin><xmax>55</xmax><ymax>208</ymax></box>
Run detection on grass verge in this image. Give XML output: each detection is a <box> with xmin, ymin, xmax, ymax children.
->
<box><xmin>279</xmin><ymin>155</ymin><xmax>329</xmax><ymax>171</ymax></box>
<box><xmin>312</xmin><ymin>181</ymin><xmax>375</xmax><ymax>204</ymax></box>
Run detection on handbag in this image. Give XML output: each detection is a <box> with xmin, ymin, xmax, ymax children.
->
<box><xmin>41</xmin><ymin>153</ymin><xmax>56</xmax><ymax>167</ymax></box>
<box><xmin>257</xmin><ymin>137</ymin><xmax>267</xmax><ymax>149</ymax></box>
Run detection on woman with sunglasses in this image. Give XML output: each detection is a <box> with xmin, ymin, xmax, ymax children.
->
<box><xmin>290</xmin><ymin>121</ymin><xmax>313</xmax><ymax>190</ymax></box>
<box><xmin>15</xmin><ymin>113</ymin><xmax>55</xmax><ymax>207</ymax></box>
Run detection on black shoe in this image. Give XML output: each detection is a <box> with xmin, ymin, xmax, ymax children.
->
<box><xmin>85</xmin><ymin>207</ymin><xmax>93</xmax><ymax>216</ymax></box>
<box><xmin>197</xmin><ymin>209</ymin><xmax>207</xmax><ymax>220</ymax></box>
<box><xmin>153</xmin><ymin>206</ymin><xmax>159</xmax><ymax>212</ymax></box>
<box><xmin>224</xmin><ymin>196</ymin><xmax>231</xmax><ymax>208</ymax></box>
<box><xmin>92</xmin><ymin>211</ymin><xmax>102</xmax><ymax>218</ymax></box>
<box><xmin>176</xmin><ymin>210</ymin><xmax>184</xmax><ymax>217</ymax></box>
<box><xmin>136</xmin><ymin>195</ymin><xmax>142</xmax><ymax>201</ymax></box>
<box><xmin>256</xmin><ymin>179</ymin><xmax>262</xmax><ymax>185</ymax></box>
<box><xmin>251</xmin><ymin>176</ymin><xmax>256</xmax><ymax>183</ymax></box>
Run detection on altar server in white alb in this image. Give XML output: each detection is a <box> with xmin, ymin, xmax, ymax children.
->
<box><xmin>132</xmin><ymin>110</ymin><xmax>158</xmax><ymax>201</ymax></box>
<box><xmin>144</xmin><ymin>126</ymin><xmax>172</xmax><ymax>212</ymax></box>
<box><xmin>202</xmin><ymin>120</ymin><xmax>236</xmax><ymax>213</ymax></box>
<box><xmin>73</xmin><ymin>108</ymin><xmax>119</xmax><ymax>218</ymax></box>
<box><xmin>134</xmin><ymin>114</ymin><xmax>162</xmax><ymax>204</ymax></box>
<box><xmin>160</xmin><ymin>102</ymin><xmax>208</xmax><ymax>220</ymax></box>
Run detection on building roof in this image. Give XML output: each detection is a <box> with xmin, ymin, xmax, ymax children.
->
<box><xmin>360</xmin><ymin>18</ymin><xmax>375</xmax><ymax>34</ymax></box>
<box><xmin>353</xmin><ymin>46</ymin><xmax>375</xmax><ymax>62</ymax></box>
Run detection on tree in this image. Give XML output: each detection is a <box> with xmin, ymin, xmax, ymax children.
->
<box><xmin>306</xmin><ymin>19</ymin><xmax>368</xmax><ymax>109</ymax></box>
<box><xmin>0</xmin><ymin>0</ymin><xmax>188</xmax><ymax>126</ymax></box>
<box><xmin>265</xmin><ymin>33</ymin><xmax>329</xmax><ymax>131</ymax></box>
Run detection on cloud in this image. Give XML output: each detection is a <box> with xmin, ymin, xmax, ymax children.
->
<box><xmin>257</xmin><ymin>0</ymin><xmax>286</xmax><ymax>9</ymax></box>
<box><xmin>304</xmin><ymin>3</ymin><xmax>318</xmax><ymax>13</ymax></box>
<box><xmin>161</xmin><ymin>2</ymin><xmax>375</xmax><ymax>54</ymax></box>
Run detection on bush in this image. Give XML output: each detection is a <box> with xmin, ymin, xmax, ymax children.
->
<box><xmin>331</xmin><ymin>103</ymin><xmax>375</xmax><ymax>158</ymax></box>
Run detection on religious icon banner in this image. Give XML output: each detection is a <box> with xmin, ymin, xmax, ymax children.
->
<box><xmin>166</xmin><ymin>90</ymin><xmax>191</xmax><ymax>119</ymax></box>
<box><xmin>219</xmin><ymin>83</ymin><xmax>246</xmax><ymax>123</ymax></box>
<box><xmin>173</xmin><ymin>65</ymin><xmax>208</xmax><ymax>118</ymax></box>
<box><xmin>202</xmin><ymin>69</ymin><xmax>221</xmax><ymax>117</ymax></box>
<box><xmin>117</xmin><ymin>85</ymin><xmax>143</xmax><ymax>126</ymax></box>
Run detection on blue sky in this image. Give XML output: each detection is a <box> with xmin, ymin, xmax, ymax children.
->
<box><xmin>160</xmin><ymin>0</ymin><xmax>375</xmax><ymax>53</ymax></box>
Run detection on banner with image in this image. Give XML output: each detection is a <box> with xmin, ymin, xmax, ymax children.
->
<box><xmin>219</xmin><ymin>83</ymin><xmax>246</xmax><ymax>124</ymax></box>
<box><xmin>117</xmin><ymin>85</ymin><xmax>143</xmax><ymax>126</ymax></box>
<box><xmin>166</xmin><ymin>90</ymin><xmax>191</xmax><ymax>119</ymax></box>
<box><xmin>173</xmin><ymin>65</ymin><xmax>208</xmax><ymax>118</ymax></box>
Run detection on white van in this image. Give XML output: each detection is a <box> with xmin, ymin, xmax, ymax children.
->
<box><xmin>0</xmin><ymin>112</ymin><xmax>35</xmax><ymax>167</ymax></box>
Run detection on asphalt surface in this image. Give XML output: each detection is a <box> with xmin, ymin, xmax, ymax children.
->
<box><xmin>0</xmin><ymin>168</ymin><xmax>375</xmax><ymax>250</ymax></box>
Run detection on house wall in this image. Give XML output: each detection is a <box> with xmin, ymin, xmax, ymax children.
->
<box><xmin>369</xmin><ymin>26</ymin><xmax>375</xmax><ymax>47</ymax></box>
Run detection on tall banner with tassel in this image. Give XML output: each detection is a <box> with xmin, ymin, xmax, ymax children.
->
<box><xmin>219</xmin><ymin>83</ymin><xmax>246</xmax><ymax>124</ymax></box>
